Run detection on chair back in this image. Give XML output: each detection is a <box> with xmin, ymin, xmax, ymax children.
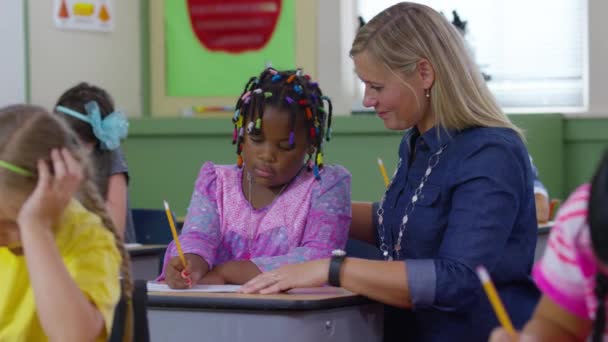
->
<box><xmin>109</xmin><ymin>279</ymin><xmax>150</xmax><ymax>342</ymax></box>
<box><xmin>345</xmin><ymin>238</ymin><xmax>382</xmax><ymax>260</ymax></box>
<box><xmin>132</xmin><ymin>209</ymin><xmax>176</xmax><ymax>245</ymax></box>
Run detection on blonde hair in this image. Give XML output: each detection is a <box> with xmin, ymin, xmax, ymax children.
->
<box><xmin>351</xmin><ymin>2</ymin><xmax>523</xmax><ymax>138</ymax></box>
<box><xmin>0</xmin><ymin>104</ymin><xmax>133</xmax><ymax>341</ymax></box>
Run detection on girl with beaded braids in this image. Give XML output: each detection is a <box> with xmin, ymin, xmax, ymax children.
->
<box><xmin>159</xmin><ymin>68</ymin><xmax>351</xmax><ymax>288</ymax></box>
<box><xmin>233</xmin><ymin>68</ymin><xmax>333</xmax><ymax>179</ymax></box>
<box><xmin>242</xmin><ymin>3</ymin><xmax>539</xmax><ymax>342</ymax></box>
<box><xmin>490</xmin><ymin>151</ymin><xmax>608</xmax><ymax>342</ymax></box>
<box><xmin>0</xmin><ymin>105</ymin><xmax>132</xmax><ymax>341</ymax></box>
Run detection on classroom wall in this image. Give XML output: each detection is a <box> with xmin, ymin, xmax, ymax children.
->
<box><xmin>123</xmin><ymin>114</ymin><xmax>578</xmax><ymax>215</ymax></box>
<box><xmin>19</xmin><ymin>0</ymin><xmax>608</xmax><ymax>214</ymax></box>
<box><xmin>21</xmin><ymin>0</ymin><xmax>608</xmax><ymax>117</ymax></box>
<box><xmin>564</xmin><ymin>119</ymin><xmax>608</xmax><ymax>191</ymax></box>
<box><xmin>27</xmin><ymin>0</ymin><xmax>143</xmax><ymax>116</ymax></box>
<box><xmin>0</xmin><ymin>2</ymin><xmax>26</xmax><ymax>106</ymax></box>
<box><xmin>587</xmin><ymin>0</ymin><xmax>608</xmax><ymax>114</ymax></box>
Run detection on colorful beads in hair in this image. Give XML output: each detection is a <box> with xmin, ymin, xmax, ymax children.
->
<box><xmin>232</xmin><ymin>67</ymin><xmax>334</xmax><ymax>180</ymax></box>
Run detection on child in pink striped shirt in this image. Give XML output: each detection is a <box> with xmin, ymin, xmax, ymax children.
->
<box><xmin>491</xmin><ymin>151</ymin><xmax>608</xmax><ymax>341</ymax></box>
<box><xmin>159</xmin><ymin>68</ymin><xmax>351</xmax><ymax>288</ymax></box>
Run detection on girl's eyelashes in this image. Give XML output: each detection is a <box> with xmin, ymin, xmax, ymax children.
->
<box><xmin>370</xmin><ymin>85</ymin><xmax>383</xmax><ymax>91</ymax></box>
<box><xmin>278</xmin><ymin>143</ymin><xmax>292</xmax><ymax>151</ymax></box>
<box><xmin>248</xmin><ymin>135</ymin><xmax>294</xmax><ymax>151</ymax></box>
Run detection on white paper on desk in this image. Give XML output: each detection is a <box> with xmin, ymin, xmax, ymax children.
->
<box><xmin>147</xmin><ymin>281</ymin><xmax>241</xmax><ymax>293</ymax></box>
<box><xmin>125</xmin><ymin>243</ymin><xmax>143</xmax><ymax>249</ymax></box>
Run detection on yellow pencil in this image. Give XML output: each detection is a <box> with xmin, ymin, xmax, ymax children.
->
<box><xmin>163</xmin><ymin>200</ymin><xmax>186</xmax><ymax>268</ymax></box>
<box><xmin>377</xmin><ymin>157</ymin><xmax>390</xmax><ymax>187</ymax></box>
<box><xmin>476</xmin><ymin>266</ymin><xmax>517</xmax><ymax>340</ymax></box>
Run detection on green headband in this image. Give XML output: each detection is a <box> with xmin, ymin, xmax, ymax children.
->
<box><xmin>0</xmin><ymin>160</ymin><xmax>34</xmax><ymax>177</ymax></box>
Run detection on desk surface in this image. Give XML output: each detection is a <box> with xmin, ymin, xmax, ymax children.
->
<box><xmin>148</xmin><ymin>287</ymin><xmax>373</xmax><ymax>311</ymax></box>
<box><xmin>126</xmin><ymin>244</ymin><xmax>166</xmax><ymax>257</ymax></box>
<box><xmin>538</xmin><ymin>221</ymin><xmax>554</xmax><ymax>235</ymax></box>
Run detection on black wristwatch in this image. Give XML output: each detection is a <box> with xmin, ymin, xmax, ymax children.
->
<box><xmin>328</xmin><ymin>249</ymin><xmax>346</xmax><ymax>287</ymax></box>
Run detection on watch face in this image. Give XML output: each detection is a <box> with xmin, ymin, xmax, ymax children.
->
<box><xmin>332</xmin><ymin>249</ymin><xmax>346</xmax><ymax>257</ymax></box>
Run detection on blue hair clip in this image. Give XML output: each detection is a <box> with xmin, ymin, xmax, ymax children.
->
<box><xmin>56</xmin><ymin>101</ymin><xmax>129</xmax><ymax>151</ymax></box>
<box><xmin>294</xmin><ymin>85</ymin><xmax>303</xmax><ymax>95</ymax></box>
<box><xmin>272</xmin><ymin>74</ymin><xmax>282</xmax><ymax>83</ymax></box>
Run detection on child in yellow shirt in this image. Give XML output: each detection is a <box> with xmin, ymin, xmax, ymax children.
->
<box><xmin>0</xmin><ymin>105</ymin><xmax>132</xmax><ymax>341</ymax></box>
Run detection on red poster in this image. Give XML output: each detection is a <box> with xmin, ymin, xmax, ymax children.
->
<box><xmin>187</xmin><ymin>0</ymin><xmax>282</xmax><ymax>54</ymax></box>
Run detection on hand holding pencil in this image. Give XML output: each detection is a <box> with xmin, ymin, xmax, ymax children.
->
<box><xmin>163</xmin><ymin>200</ymin><xmax>208</xmax><ymax>289</ymax></box>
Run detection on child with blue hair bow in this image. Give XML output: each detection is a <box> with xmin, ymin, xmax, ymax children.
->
<box><xmin>54</xmin><ymin>83</ymin><xmax>134</xmax><ymax>242</ymax></box>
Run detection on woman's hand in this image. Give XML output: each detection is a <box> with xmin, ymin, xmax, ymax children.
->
<box><xmin>17</xmin><ymin>148</ymin><xmax>83</xmax><ymax>231</ymax></box>
<box><xmin>165</xmin><ymin>253</ymin><xmax>209</xmax><ymax>289</ymax></box>
<box><xmin>240</xmin><ymin>259</ymin><xmax>329</xmax><ymax>294</ymax></box>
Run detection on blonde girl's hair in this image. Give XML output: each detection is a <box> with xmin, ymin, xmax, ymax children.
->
<box><xmin>0</xmin><ymin>104</ymin><xmax>133</xmax><ymax>342</ymax></box>
<box><xmin>351</xmin><ymin>2</ymin><xmax>523</xmax><ymax>138</ymax></box>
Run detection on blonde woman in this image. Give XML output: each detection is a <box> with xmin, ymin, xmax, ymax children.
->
<box><xmin>241</xmin><ymin>3</ymin><xmax>539</xmax><ymax>341</ymax></box>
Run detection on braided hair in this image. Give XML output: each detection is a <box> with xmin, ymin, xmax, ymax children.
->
<box><xmin>0</xmin><ymin>105</ymin><xmax>133</xmax><ymax>341</ymax></box>
<box><xmin>231</xmin><ymin>68</ymin><xmax>333</xmax><ymax>180</ymax></box>
<box><xmin>589</xmin><ymin>150</ymin><xmax>608</xmax><ymax>342</ymax></box>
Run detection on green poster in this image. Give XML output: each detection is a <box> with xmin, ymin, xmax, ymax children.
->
<box><xmin>164</xmin><ymin>0</ymin><xmax>296</xmax><ymax>97</ymax></box>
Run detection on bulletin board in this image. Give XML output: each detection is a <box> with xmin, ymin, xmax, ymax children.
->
<box><xmin>149</xmin><ymin>0</ymin><xmax>318</xmax><ymax>117</ymax></box>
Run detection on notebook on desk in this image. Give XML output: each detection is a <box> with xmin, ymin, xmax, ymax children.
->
<box><xmin>147</xmin><ymin>281</ymin><xmax>241</xmax><ymax>293</ymax></box>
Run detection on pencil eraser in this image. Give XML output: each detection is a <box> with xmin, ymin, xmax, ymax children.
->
<box><xmin>476</xmin><ymin>266</ymin><xmax>490</xmax><ymax>283</ymax></box>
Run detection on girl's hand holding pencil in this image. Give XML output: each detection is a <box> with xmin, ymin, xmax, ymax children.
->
<box><xmin>163</xmin><ymin>200</ymin><xmax>211</xmax><ymax>289</ymax></box>
<box><xmin>165</xmin><ymin>253</ymin><xmax>208</xmax><ymax>289</ymax></box>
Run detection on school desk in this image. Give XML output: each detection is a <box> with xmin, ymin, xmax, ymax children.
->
<box><xmin>147</xmin><ymin>288</ymin><xmax>383</xmax><ymax>342</ymax></box>
<box><xmin>535</xmin><ymin>221</ymin><xmax>553</xmax><ymax>262</ymax></box>
<box><xmin>127</xmin><ymin>244</ymin><xmax>165</xmax><ymax>280</ymax></box>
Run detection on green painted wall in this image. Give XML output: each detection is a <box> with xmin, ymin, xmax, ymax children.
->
<box><xmin>122</xmin><ymin>114</ymin><xmax>603</xmax><ymax>216</ymax></box>
<box><xmin>564</xmin><ymin>119</ymin><xmax>608</xmax><ymax>193</ymax></box>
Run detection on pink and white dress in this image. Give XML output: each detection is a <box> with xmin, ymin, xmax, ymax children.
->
<box><xmin>533</xmin><ymin>184</ymin><xmax>607</xmax><ymax>338</ymax></box>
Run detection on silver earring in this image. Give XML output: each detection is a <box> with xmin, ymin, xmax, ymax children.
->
<box><xmin>424</xmin><ymin>89</ymin><xmax>431</xmax><ymax>98</ymax></box>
